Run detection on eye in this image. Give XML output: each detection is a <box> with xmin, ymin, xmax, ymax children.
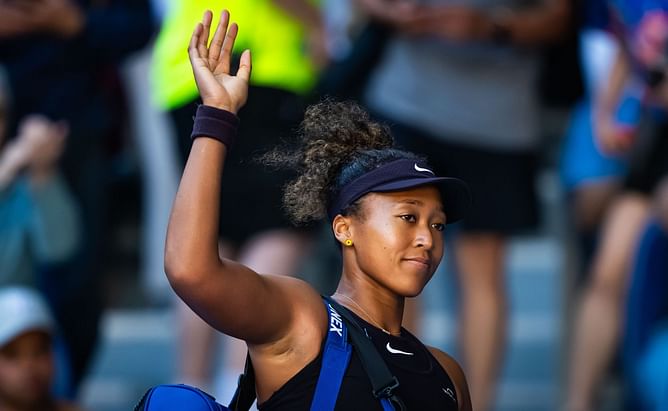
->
<box><xmin>400</xmin><ymin>214</ymin><xmax>416</xmax><ymax>223</ymax></box>
<box><xmin>431</xmin><ymin>223</ymin><xmax>445</xmax><ymax>232</ymax></box>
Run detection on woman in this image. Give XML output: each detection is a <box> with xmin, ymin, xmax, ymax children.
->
<box><xmin>165</xmin><ymin>9</ymin><xmax>473</xmax><ymax>410</ymax></box>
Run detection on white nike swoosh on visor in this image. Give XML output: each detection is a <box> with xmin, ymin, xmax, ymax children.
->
<box><xmin>414</xmin><ymin>163</ymin><xmax>435</xmax><ymax>175</ymax></box>
<box><xmin>386</xmin><ymin>342</ymin><xmax>414</xmax><ymax>356</ymax></box>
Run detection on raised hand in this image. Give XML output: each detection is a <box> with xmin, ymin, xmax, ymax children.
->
<box><xmin>17</xmin><ymin>115</ymin><xmax>68</xmax><ymax>176</ymax></box>
<box><xmin>189</xmin><ymin>10</ymin><xmax>251</xmax><ymax>114</ymax></box>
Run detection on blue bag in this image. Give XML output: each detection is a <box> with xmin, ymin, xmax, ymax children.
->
<box><xmin>136</xmin><ymin>297</ymin><xmax>405</xmax><ymax>411</ymax></box>
<box><xmin>134</xmin><ymin>384</ymin><xmax>228</xmax><ymax>411</ymax></box>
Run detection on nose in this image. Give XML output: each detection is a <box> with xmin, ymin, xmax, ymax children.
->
<box><xmin>414</xmin><ymin>223</ymin><xmax>434</xmax><ymax>250</ymax></box>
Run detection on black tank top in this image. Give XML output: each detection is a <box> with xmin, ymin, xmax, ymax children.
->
<box><xmin>258</xmin><ymin>309</ymin><xmax>459</xmax><ymax>410</ymax></box>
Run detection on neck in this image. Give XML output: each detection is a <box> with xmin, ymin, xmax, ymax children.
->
<box><xmin>334</xmin><ymin>273</ymin><xmax>404</xmax><ymax>336</ymax></box>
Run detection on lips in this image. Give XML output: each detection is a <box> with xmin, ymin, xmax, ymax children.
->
<box><xmin>404</xmin><ymin>257</ymin><xmax>431</xmax><ymax>270</ymax></box>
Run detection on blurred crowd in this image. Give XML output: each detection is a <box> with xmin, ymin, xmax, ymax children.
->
<box><xmin>0</xmin><ymin>0</ymin><xmax>667</xmax><ymax>411</ymax></box>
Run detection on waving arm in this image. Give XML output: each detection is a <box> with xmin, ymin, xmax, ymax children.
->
<box><xmin>164</xmin><ymin>10</ymin><xmax>317</xmax><ymax>345</ymax></box>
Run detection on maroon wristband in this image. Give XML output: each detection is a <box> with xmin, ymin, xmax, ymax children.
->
<box><xmin>190</xmin><ymin>105</ymin><xmax>239</xmax><ymax>149</ymax></box>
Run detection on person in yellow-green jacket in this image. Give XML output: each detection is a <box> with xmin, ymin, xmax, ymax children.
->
<box><xmin>151</xmin><ymin>1</ymin><xmax>326</xmax><ymax>399</ymax></box>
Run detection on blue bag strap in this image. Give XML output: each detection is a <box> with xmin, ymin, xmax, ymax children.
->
<box><xmin>309</xmin><ymin>299</ymin><xmax>353</xmax><ymax>411</ymax></box>
<box><xmin>380</xmin><ymin>398</ymin><xmax>396</xmax><ymax>411</ymax></box>
<box><xmin>323</xmin><ymin>296</ymin><xmax>405</xmax><ymax>411</ymax></box>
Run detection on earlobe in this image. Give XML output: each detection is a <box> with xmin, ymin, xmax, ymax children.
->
<box><xmin>332</xmin><ymin>215</ymin><xmax>352</xmax><ymax>246</ymax></box>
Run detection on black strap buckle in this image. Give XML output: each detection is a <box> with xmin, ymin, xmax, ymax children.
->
<box><xmin>373</xmin><ymin>378</ymin><xmax>407</xmax><ymax>410</ymax></box>
<box><xmin>372</xmin><ymin>376</ymin><xmax>400</xmax><ymax>399</ymax></box>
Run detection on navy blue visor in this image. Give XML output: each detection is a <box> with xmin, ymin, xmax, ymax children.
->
<box><xmin>327</xmin><ymin>159</ymin><xmax>471</xmax><ymax>223</ymax></box>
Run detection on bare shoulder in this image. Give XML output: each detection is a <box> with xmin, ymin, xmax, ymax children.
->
<box><xmin>251</xmin><ymin>273</ymin><xmax>329</xmax><ymax>350</ymax></box>
<box><xmin>262</xmin><ymin>274</ymin><xmax>327</xmax><ymax>322</ymax></box>
<box><xmin>427</xmin><ymin>346</ymin><xmax>472</xmax><ymax>411</ymax></box>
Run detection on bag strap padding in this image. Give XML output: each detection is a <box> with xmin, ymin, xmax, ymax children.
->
<box><xmin>323</xmin><ymin>296</ymin><xmax>406</xmax><ymax>411</ymax></box>
<box><xmin>309</xmin><ymin>300</ymin><xmax>353</xmax><ymax>410</ymax></box>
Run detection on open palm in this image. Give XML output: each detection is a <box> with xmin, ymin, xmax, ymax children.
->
<box><xmin>188</xmin><ymin>10</ymin><xmax>251</xmax><ymax>114</ymax></box>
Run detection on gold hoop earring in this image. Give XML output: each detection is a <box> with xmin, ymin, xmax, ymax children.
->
<box><xmin>344</xmin><ymin>239</ymin><xmax>353</xmax><ymax>247</ymax></box>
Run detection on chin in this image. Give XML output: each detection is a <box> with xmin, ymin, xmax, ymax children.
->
<box><xmin>395</xmin><ymin>280</ymin><xmax>429</xmax><ymax>298</ymax></box>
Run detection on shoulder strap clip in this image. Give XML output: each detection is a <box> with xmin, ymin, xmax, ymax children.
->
<box><xmin>373</xmin><ymin>376</ymin><xmax>400</xmax><ymax>399</ymax></box>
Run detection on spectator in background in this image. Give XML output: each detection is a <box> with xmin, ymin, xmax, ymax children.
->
<box><xmin>559</xmin><ymin>0</ymin><xmax>629</xmax><ymax>280</ymax></box>
<box><xmin>565</xmin><ymin>1</ymin><xmax>668</xmax><ymax>410</ymax></box>
<box><xmin>0</xmin><ymin>70</ymin><xmax>80</xmax><ymax>289</ymax></box>
<box><xmin>0</xmin><ymin>68</ymin><xmax>80</xmax><ymax>399</ymax></box>
<box><xmin>151</xmin><ymin>1</ymin><xmax>325</xmax><ymax>399</ymax></box>
<box><xmin>0</xmin><ymin>286</ymin><xmax>83</xmax><ymax>411</ymax></box>
<box><xmin>357</xmin><ymin>0</ymin><xmax>570</xmax><ymax>409</ymax></box>
<box><xmin>0</xmin><ymin>0</ymin><xmax>153</xmax><ymax>392</ymax></box>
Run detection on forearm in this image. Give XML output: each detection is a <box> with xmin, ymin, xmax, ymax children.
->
<box><xmin>0</xmin><ymin>147</ymin><xmax>28</xmax><ymax>191</ymax></box>
<box><xmin>165</xmin><ymin>136</ymin><xmax>227</xmax><ymax>284</ymax></box>
<box><xmin>494</xmin><ymin>0</ymin><xmax>570</xmax><ymax>46</ymax></box>
<box><xmin>271</xmin><ymin>0</ymin><xmax>322</xmax><ymax>30</ymax></box>
<box><xmin>29</xmin><ymin>174</ymin><xmax>81</xmax><ymax>262</ymax></box>
<box><xmin>355</xmin><ymin>0</ymin><xmax>388</xmax><ymax>18</ymax></box>
<box><xmin>0</xmin><ymin>161</ymin><xmax>22</xmax><ymax>191</ymax></box>
<box><xmin>355</xmin><ymin>0</ymin><xmax>408</xmax><ymax>25</ymax></box>
<box><xmin>164</xmin><ymin>127</ymin><xmax>295</xmax><ymax>342</ymax></box>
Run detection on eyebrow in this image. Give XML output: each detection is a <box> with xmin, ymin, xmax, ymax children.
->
<box><xmin>398</xmin><ymin>199</ymin><xmax>422</xmax><ymax>205</ymax></box>
<box><xmin>395</xmin><ymin>199</ymin><xmax>445</xmax><ymax>213</ymax></box>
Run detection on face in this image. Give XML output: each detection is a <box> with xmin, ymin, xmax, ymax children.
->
<box><xmin>0</xmin><ymin>331</ymin><xmax>54</xmax><ymax>409</ymax></box>
<box><xmin>342</xmin><ymin>185</ymin><xmax>446</xmax><ymax>297</ymax></box>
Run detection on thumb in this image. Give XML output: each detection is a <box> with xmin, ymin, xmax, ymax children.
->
<box><xmin>237</xmin><ymin>49</ymin><xmax>252</xmax><ymax>83</ymax></box>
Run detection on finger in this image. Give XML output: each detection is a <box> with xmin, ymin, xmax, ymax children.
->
<box><xmin>188</xmin><ymin>23</ymin><xmax>203</xmax><ymax>60</ymax></box>
<box><xmin>236</xmin><ymin>49</ymin><xmax>252</xmax><ymax>83</ymax></box>
<box><xmin>209</xmin><ymin>10</ymin><xmax>230</xmax><ymax>63</ymax></box>
<box><xmin>197</xmin><ymin>10</ymin><xmax>213</xmax><ymax>60</ymax></box>
<box><xmin>216</xmin><ymin>22</ymin><xmax>239</xmax><ymax>74</ymax></box>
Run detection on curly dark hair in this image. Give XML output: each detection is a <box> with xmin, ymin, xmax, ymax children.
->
<box><xmin>261</xmin><ymin>100</ymin><xmax>423</xmax><ymax>224</ymax></box>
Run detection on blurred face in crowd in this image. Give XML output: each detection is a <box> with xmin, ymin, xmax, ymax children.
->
<box><xmin>0</xmin><ymin>331</ymin><xmax>55</xmax><ymax>410</ymax></box>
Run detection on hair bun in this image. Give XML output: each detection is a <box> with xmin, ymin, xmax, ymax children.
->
<box><xmin>301</xmin><ymin>100</ymin><xmax>393</xmax><ymax>155</ymax></box>
<box><xmin>261</xmin><ymin>100</ymin><xmax>394</xmax><ymax>224</ymax></box>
